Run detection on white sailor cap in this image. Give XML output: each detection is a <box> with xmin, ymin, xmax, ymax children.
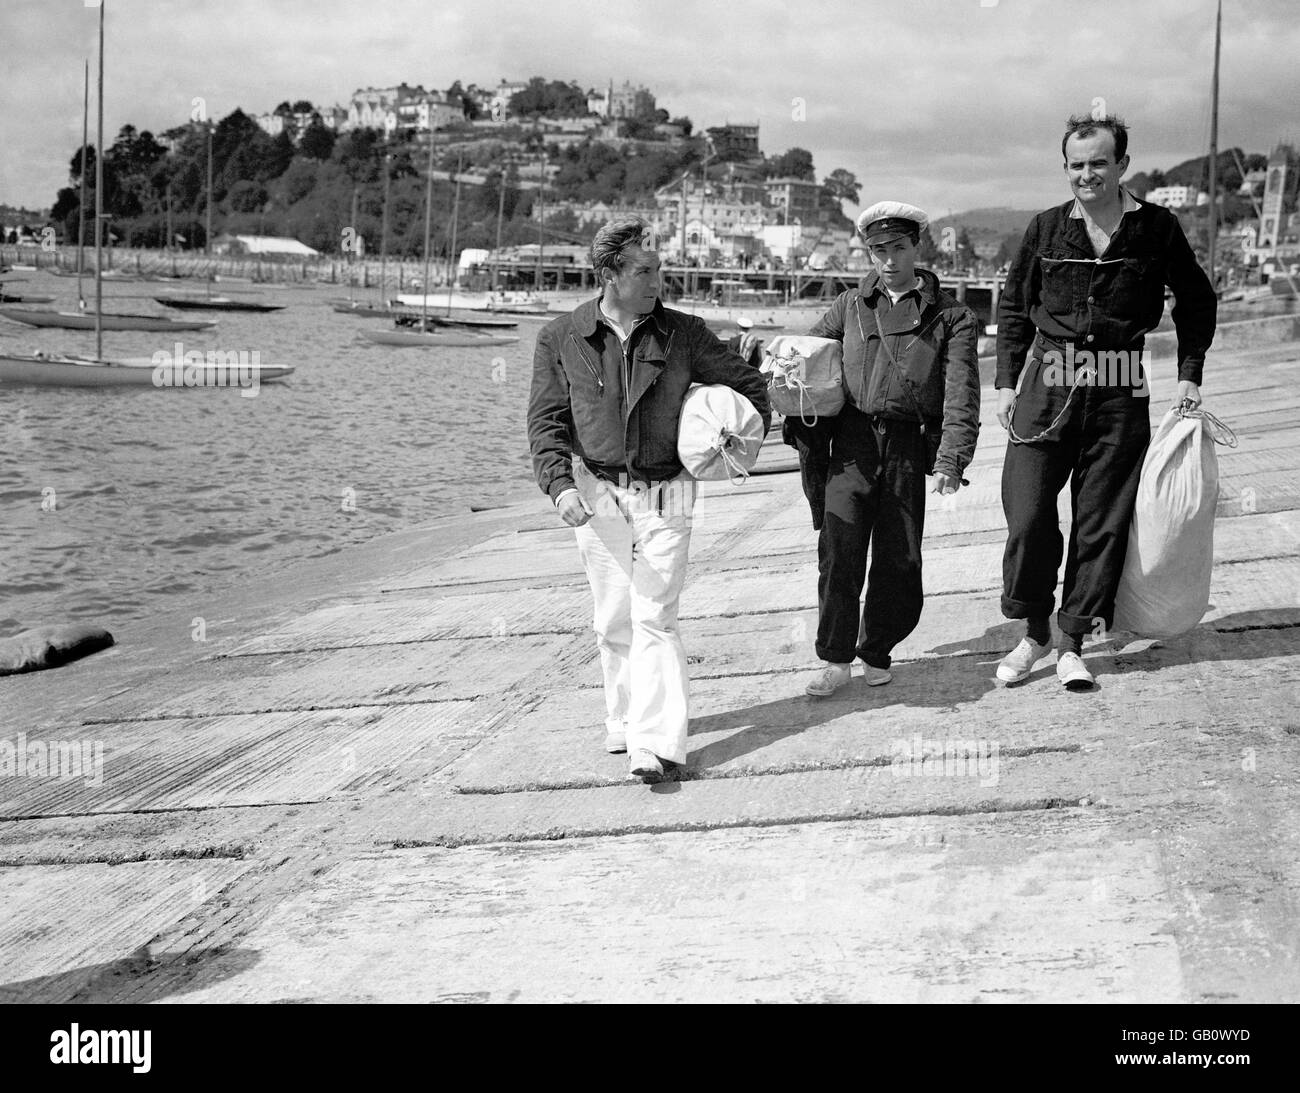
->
<box><xmin>856</xmin><ymin>201</ymin><xmax>929</xmax><ymax>245</ymax></box>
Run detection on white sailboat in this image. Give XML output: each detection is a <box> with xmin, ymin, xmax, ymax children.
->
<box><xmin>362</xmin><ymin>143</ymin><xmax>517</xmax><ymax>347</ymax></box>
<box><xmin>0</xmin><ymin>0</ymin><xmax>294</xmax><ymax>388</ymax></box>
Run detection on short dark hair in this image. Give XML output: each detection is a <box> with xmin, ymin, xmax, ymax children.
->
<box><xmin>1061</xmin><ymin>113</ymin><xmax>1129</xmax><ymax>162</ymax></box>
<box><xmin>590</xmin><ymin>216</ymin><xmax>651</xmax><ymax>277</ymax></box>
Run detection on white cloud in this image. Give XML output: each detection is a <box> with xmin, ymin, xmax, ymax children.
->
<box><xmin>2</xmin><ymin>0</ymin><xmax>1295</xmax><ymax>216</ymax></box>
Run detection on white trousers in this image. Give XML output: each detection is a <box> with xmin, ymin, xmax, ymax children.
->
<box><xmin>573</xmin><ymin>462</ymin><xmax>697</xmax><ymax>765</ymax></box>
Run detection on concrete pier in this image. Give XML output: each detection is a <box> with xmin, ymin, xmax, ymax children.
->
<box><xmin>1</xmin><ymin>331</ymin><xmax>1298</xmax><ymax>1004</ymax></box>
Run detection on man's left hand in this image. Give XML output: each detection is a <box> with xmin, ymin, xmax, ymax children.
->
<box><xmin>1175</xmin><ymin>380</ymin><xmax>1202</xmax><ymax>410</ymax></box>
<box><xmin>931</xmin><ymin>473</ymin><xmax>961</xmax><ymax>496</ymax></box>
<box><xmin>738</xmin><ymin>330</ymin><xmax>763</xmax><ymax>362</ymax></box>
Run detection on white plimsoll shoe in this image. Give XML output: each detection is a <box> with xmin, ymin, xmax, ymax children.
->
<box><xmin>996</xmin><ymin>638</ymin><xmax>1051</xmax><ymax>684</ymax></box>
<box><xmin>860</xmin><ymin>663</ymin><xmax>892</xmax><ymax>686</ymax></box>
<box><xmin>1056</xmin><ymin>651</ymin><xmax>1095</xmax><ymax>691</ymax></box>
<box><xmin>805</xmin><ymin>662</ymin><xmax>852</xmax><ymax>697</ymax></box>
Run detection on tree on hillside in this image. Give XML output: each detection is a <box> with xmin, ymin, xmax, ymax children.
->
<box><xmin>510</xmin><ymin>77</ymin><xmax>588</xmax><ymax>118</ymax></box>
<box><xmin>298</xmin><ymin>118</ymin><xmax>337</xmax><ymax>161</ymax></box>
<box><xmin>916</xmin><ymin>226</ymin><xmax>939</xmax><ymax>265</ymax></box>
<box><xmin>822</xmin><ymin>168</ymin><xmax>860</xmax><ymax>206</ymax></box>
<box><xmin>766</xmin><ymin>147</ymin><xmax>816</xmax><ymax>181</ymax></box>
<box><xmin>447</xmin><ymin>80</ymin><xmax>481</xmax><ymax>122</ymax></box>
<box><xmin>333</xmin><ymin>128</ymin><xmax>384</xmax><ymax>183</ymax></box>
<box><xmin>993</xmin><ymin>232</ymin><xmax>1022</xmax><ymax>270</ymax></box>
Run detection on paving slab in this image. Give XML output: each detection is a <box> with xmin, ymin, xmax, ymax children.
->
<box><xmin>0</xmin><ymin>700</ymin><xmax>506</xmax><ymax>818</ymax></box>
<box><xmin>89</xmin><ymin>633</ymin><xmax>596</xmax><ymax>721</ymax></box>
<box><xmin>444</xmin><ymin>629</ymin><xmax>1299</xmax><ymax>794</ymax></box>
<box><xmin>0</xmin><ymin>858</ymin><xmax>253</xmax><ymax>1004</ymax></box>
<box><xmin>159</xmin><ymin>816</ymin><xmax>1186</xmax><ymax>1003</ymax></box>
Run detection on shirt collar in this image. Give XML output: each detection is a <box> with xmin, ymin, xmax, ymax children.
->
<box><xmin>1069</xmin><ymin>186</ymin><xmax>1140</xmax><ymax>219</ymax></box>
<box><xmin>598</xmin><ymin>299</ymin><xmax>651</xmax><ymax>343</ymax></box>
<box><xmin>573</xmin><ymin>295</ymin><xmax>669</xmax><ymax>339</ymax></box>
<box><xmin>861</xmin><ymin>267</ymin><xmax>937</xmax><ymax>304</ymax></box>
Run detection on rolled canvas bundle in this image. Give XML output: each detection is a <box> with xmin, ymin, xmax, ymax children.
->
<box><xmin>760</xmin><ymin>335</ymin><xmax>845</xmax><ymax>426</ymax></box>
<box><xmin>677</xmin><ymin>383</ymin><xmax>765</xmax><ymax>483</ymax></box>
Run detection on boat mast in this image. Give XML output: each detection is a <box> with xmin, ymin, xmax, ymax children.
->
<box><xmin>492</xmin><ymin>171</ymin><xmax>505</xmax><ymax>292</ymax></box>
<box><xmin>379</xmin><ymin>147</ymin><xmax>390</xmax><ymax>309</ymax></box>
<box><xmin>77</xmin><ymin>60</ymin><xmax>88</xmax><ymax>308</ymax></box>
<box><xmin>205</xmin><ymin>121</ymin><xmax>214</xmax><ymax>298</ymax></box>
<box><xmin>94</xmin><ymin>0</ymin><xmax>104</xmax><ymax>361</ymax></box>
<box><xmin>419</xmin><ymin>129</ymin><xmax>435</xmax><ymax>328</ymax></box>
<box><xmin>447</xmin><ymin>152</ymin><xmax>462</xmax><ymax>315</ymax></box>
<box><xmin>1207</xmin><ymin>0</ymin><xmax>1221</xmax><ymax>287</ymax></box>
<box><xmin>535</xmin><ymin>152</ymin><xmax>544</xmax><ymax>293</ymax></box>
<box><xmin>348</xmin><ymin>186</ymin><xmax>358</xmax><ymax>303</ymax></box>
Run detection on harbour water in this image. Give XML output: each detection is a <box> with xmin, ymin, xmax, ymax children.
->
<box><xmin>0</xmin><ymin>272</ymin><xmax>546</xmax><ymax>635</ymax></box>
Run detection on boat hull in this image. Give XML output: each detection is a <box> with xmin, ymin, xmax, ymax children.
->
<box><xmin>360</xmin><ymin>329</ymin><xmax>519</xmax><ymax>348</ymax></box>
<box><xmin>155</xmin><ymin>296</ymin><xmax>285</xmax><ymax>312</ymax></box>
<box><xmin>0</xmin><ymin>307</ymin><xmax>217</xmax><ymax>332</ymax></box>
<box><xmin>0</xmin><ymin>353</ymin><xmax>294</xmax><ymax>387</ymax></box>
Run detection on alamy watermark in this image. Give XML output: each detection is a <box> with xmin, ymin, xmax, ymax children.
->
<box><xmin>151</xmin><ymin>342</ymin><xmax>265</xmax><ymax>398</ymax></box>
<box><xmin>0</xmin><ymin>733</ymin><xmax>104</xmax><ymax>787</ymax></box>
<box><xmin>1040</xmin><ymin>346</ymin><xmax>1149</xmax><ymax>395</ymax></box>
<box><xmin>890</xmin><ymin>733</ymin><xmax>1000</xmax><ymax>787</ymax></box>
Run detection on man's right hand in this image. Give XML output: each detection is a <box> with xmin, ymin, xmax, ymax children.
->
<box><xmin>996</xmin><ymin>387</ymin><xmax>1015</xmax><ymax>430</ymax></box>
<box><xmin>556</xmin><ymin>490</ymin><xmax>593</xmax><ymax>527</ymax></box>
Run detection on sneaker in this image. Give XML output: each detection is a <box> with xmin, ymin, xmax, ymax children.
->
<box><xmin>1056</xmin><ymin>651</ymin><xmax>1095</xmax><ymax>691</ymax></box>
<box><xmin>805</xmin><ymin>662</ymin><xmax>852</xmax><ymax>697</ymax></box>
<box><xmin>604</xmin><ymin>730</ymin><xmax>627</xmax><ymax>754</ymax></box>
<box><xmin>628</xmin><ymin>749</ymin><xmax>664</xmax><ymax>784</ymax></box>
<box><xmin>860</xmin><ymin>663</ymin><xmax>892</xmax><ymax>687</ymax></box>
<box><xmin>996</xmin><ymin>637</ymin><xmax>1051</xmax><ymax>684</ymax></box>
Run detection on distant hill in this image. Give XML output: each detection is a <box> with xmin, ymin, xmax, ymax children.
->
<box><xmin>930</xmin><ymin>207</ymin><xmax>1037</xmax><ymax>237</ymax></box>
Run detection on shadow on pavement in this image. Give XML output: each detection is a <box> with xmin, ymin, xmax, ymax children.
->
<box><xmin>0</xmin><ymin>944</ymin><xmax>261</xmax><ymax>1004</ymax></box>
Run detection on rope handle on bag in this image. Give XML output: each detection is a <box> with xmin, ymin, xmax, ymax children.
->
<box><xmin>715</xmin><ymin>430</ymin><xmax>751</xmax><ymax>485</ymax></box>
<box><xmin>1176</xmin><ymin>402</ymin><xmax>1238</xmax><ymax>447</ymax></box>
<box><xmin>767</xmin><ymin>350</ymin><xmax>820</xmax><ymax>427</ymax></box>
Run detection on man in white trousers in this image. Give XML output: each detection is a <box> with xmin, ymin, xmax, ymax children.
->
<box><xmin>528</xmin><ymin>216</ymin><xmax>770</xmax><ymax>783</ymax></box>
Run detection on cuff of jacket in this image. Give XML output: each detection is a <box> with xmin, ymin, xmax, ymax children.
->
<box><xmin>1176</xmin><ymin>356</ymin><xmax>1205</xmax><ymax>385</ymax></box>
<box><xmin>547</xmin><ymin>476</ymin><xmax>577</xmax><ymax>503</ymax></box>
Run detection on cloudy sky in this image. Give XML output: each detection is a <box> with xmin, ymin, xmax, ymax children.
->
<box><xmin>2</xmin><ymin>0</ymin><xmax>1296</xmax><ymax>218</ymax></box>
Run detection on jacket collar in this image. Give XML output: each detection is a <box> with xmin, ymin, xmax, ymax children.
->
<box><xmin>573</xmin><ymin>295</ymin><xmax>671</xmax><ymax>339</ymax></box>
<box><xmin>857</xmin><ymin>267</ymin><xmax>939</xmax><ymax>307</ymax></box>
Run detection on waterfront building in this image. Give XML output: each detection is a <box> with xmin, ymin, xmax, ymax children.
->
<box><xmin>587</xmin><ymin>80</ymin><xmax>656</xmax><ymax>120</ymax></box>
<box><xmin>211</xmin><ymin>234</ymin><xmax>320</xmax><ymax>257</ymax></box>
<box><xmin>490</xmin><ymin>79</ymin><xmax>531</xmax><ymax>120</ymax></box>
<box><xmin>1144</xmin><ymin>185</ymin><xmax>1198</xmax><ymax>209</ymax></box>
<box><xmin>705</xmin><ymin>123</ymin><xmax>760</xmax><ymax>161</ymax></box>
<box><xmin>762</xmin><ymin>177</ymin><xmax>826</xmax><ymax>225</ymax></box>
<box><xmin>255</xmin><ymin>104</ymin><xmax>346</xmax><ymax>142</ymax></box>
<box><xmin>346</xmin><ymin>85</ymin><xmax>425</xmax><ymax>135</ymax></box>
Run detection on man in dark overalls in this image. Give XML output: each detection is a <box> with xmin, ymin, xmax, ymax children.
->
<box><xmin>995</xmin><ymin>113</ymin><xmax>1216</xmax><ymax>689</ymax></box>
<box><xmin>803</xmin><ymin>201</ymin><xmax>981</xmax><ymax>696</ymax></box>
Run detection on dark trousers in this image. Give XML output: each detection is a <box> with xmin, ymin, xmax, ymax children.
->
<box><xmin>816</xmin><ymin>404</ymin><xmax>927</xmax><ymax>668</ymax></box>
<box><xmin>1001</xmin><ymin>377</ymin><xmax>1150</xmax><ymax>636</ymax></box>
<box><xmin>782</xmin><ymin>415</ymin><xmax>833</xmax><ymax>530</ymax></box>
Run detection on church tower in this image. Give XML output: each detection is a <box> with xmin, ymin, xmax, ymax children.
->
<box><xmin>1258</xmin><ymin>143</ymin><xmax>1297</xmax><ymax>253</ymax></box>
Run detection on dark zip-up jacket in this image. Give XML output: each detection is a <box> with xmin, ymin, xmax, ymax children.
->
<box><xmin>528</xmin><ymin>296</ymin><xmax>772</xmax><ymax>501</ymax></box>
<box><xmin>807</xmin><ymin>268</ymin><xmax>981</xmax><ymax>480</ymax></box>
<box><xmin>996</xmin><ymin>196</ymin><xmax>1216</xmax><ymax>388</ymax></box>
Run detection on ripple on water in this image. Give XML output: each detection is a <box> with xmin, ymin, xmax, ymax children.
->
<box><xmin>1</xmin><ymin>276</ymin><xmax>542</xmax><ymax>628</ymax></box>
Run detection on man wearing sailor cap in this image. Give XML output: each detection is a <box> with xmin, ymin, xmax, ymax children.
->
<box><xmin>797</xmin><ymin>200</ymin><xmax>981</xmax><ymax>696</ymax></box>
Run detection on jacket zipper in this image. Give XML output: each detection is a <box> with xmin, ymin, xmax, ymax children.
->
<box><xmin>567</xmin><ymin>334</ymin><xmax>604</xmax><ymax>393</ymax></box>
